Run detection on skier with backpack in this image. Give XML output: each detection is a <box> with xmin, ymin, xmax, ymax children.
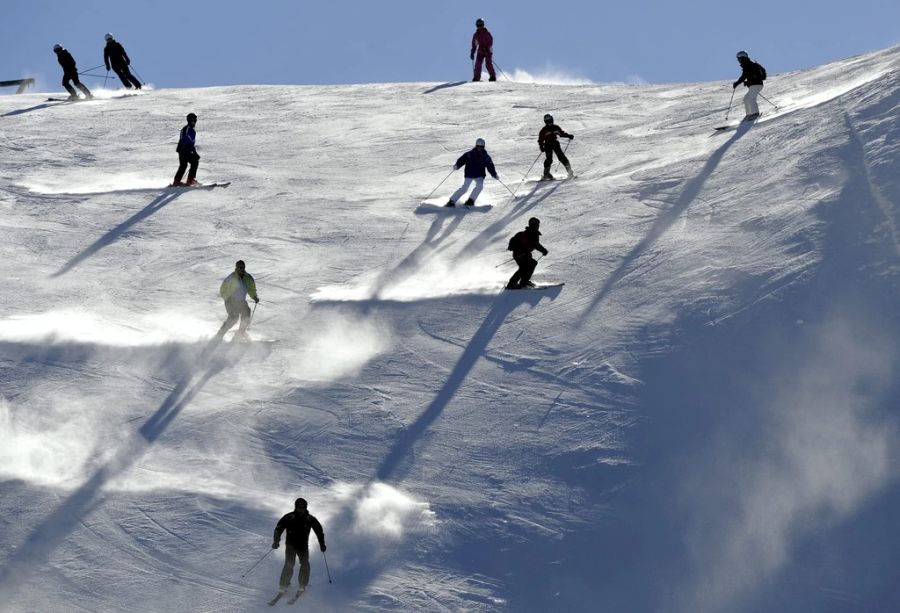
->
<box><xmin>52</xmin><ymin>44</ymin><xmax>92</xmax><ymax>100</ymax></box>
<box><xmin>446</xmin><ymin>137</ymin><xmax>499</xmax><ymax>207</ymax></box>
<box><xmin>538</xmin><ymin>114</ymin><xmax>575</xmax><ymax>180</ymax></box>
<box><xmin>470</xmin><ymin>18</ymin><xmax>496</xmax><ymax>82</ymax></box>
<box><xmin>103</xmin><ymin>33</ymin><xmax>142</xmax><ymax>90</ymax></box>
<box><xmin>733</xmin><ymin>51</ymin><xmax>767</xmax><ymax>121</ymax></box>
<box><xmin>271</xmin><ymin>497</ymin><xmax>327</xmax><ymax>604</ymax></box>
<box><xmin>506</xmin><ymin>217</ymin><xmax>549</xmax><ymax>289</ymax></box>
<box><xmin>172</xmin><ymin>112</ymin><xmax>200</xmax><ymax>186</ymax></box>
<box><xmin>216</xmin><ymin>260</ymin><xmax>259</xmax><ymax>340</ymax></box>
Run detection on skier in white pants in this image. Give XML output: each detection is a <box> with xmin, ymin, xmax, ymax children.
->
<box><xmin>446</xmin><ymin>138</ymin><xmax>499</xmax><ymax>207</ymax></box>
<box><xmin>733</xmin><ymin>50</ymin><xmax>767</xmax><ymax>121</ymax></box>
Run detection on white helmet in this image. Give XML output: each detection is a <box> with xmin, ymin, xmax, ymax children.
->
<box><xmin>736</xmin><ymin>50</ymin><xmax>749</xmax><ymax>59</ymax></box>
<box><xmin>53</xmin><ymin>44</ymin><xmax>62</xmax><ymax>51</ymax></box>
<box><xmin>105</xmin><ymin>33</ymin><xmax>114</xmax><ymax>41</ymax></box>
<box><xmin>475</xmin><ymin>137</ymin><xmax>485</xmax><ymax>147</ymax></box>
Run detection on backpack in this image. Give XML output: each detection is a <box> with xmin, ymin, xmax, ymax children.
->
<box><xmin>756</xmin><ymin>62</ymin><xmax>767</xmax><ymax>81</ymax></box>
<box><xmin>507</xmin><ymin>232</ymin><xmax>525</xmax><ymax>252</ymax></box>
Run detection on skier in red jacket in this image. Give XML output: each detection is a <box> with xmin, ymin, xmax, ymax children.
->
<box><xmin>470</xmin><ymin>18</ymin><xmax>496</xmax><ymax>82</ymax></box>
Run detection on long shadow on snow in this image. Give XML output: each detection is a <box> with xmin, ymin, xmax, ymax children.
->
<box><xmin>422</xmin><ymin>81</ymin><xmax>468</xmax><ymax>94</ymax></box>
<box><xmin>0</xmin><ymin>337</ymin><xmax>247</xmax><ymax>598</ymax></box>
<box><xmin>521</xmin><ymin>110</ymin><xmax>900</xmax><ymax>613</ymax></box>
<box><xmin>1</xmin><ymin>102</ymin><xmax>62</xmax><ymax>117</ymax></box>
<box><xmin>576</xmin><ymin>122</ymin><xmax>752</xmax><ymax>328</ymax></box>
<box><xmin>51</xmin><ymin>189</ymin><xmax>185</xmax><ymax>277</ymax></box>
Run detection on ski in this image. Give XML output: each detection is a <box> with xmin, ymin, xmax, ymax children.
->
<box><xmin>416</xmin><ymin>202</ymin><xmax>492</xmax><ymax>213</ymax></box>
<box><xmin>505</xmin><ymin>282</ymin><xmax>565</xmax><ymax>291</ymax></box>
<box><xmin>46</xmin><ymin>97</ymin><xmax>89</xmax><ymax>102</ymax></box>
<box><xmin>169</xmin><ymin>181</ymin><xmax>231</xmax><ymax>189</ymax></box>
<box><xmin>268</xmin><ymin>591</ymin><xmax>287</xmax><ymax>606</ymax></box>
<box><xmin>287</xmin><ymin>587</ymin><xmax>306</xmax><ymax>604</ymax></box>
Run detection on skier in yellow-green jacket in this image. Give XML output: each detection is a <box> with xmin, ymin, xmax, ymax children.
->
<box><xmin>216</xmin><ymin>259</ymin><xmax>259</xmax><ymax>340</ymax></box>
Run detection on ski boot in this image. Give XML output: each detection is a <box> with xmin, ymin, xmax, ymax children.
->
<box><xmin>445</xmin><ymin>199</ymin><xmax>456</xmax><ymax>207</ymax></box>
<box><xmin>464</xmin><ymin>198</ymin><xmax>475</xmax><ymax>207</ymax></box>
<box><xmin>171</xmin><ymin>180</ymin><xmax>184</xmax><ymax>187</ymax></box>
<box><xmin>564</xmin><ymin>164</ymin><xmax>575</xmax><ymax>179</ymax></box>
<box><xmin>185</xmin><ymin>178</ymin><xmax>201</xmax><ymax>186</ymax></box>
<box><xmin>488</xmin><ymin>76</ymin><xmax>496</xmax><ymax>82</ymax></box>
<box><xmin>541</xmin><ymin>171</ymin><xmax>554</xmax><ymax>181</ymax></box>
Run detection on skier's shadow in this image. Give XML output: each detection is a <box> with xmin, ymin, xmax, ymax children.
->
<box><xmin>576</xmin><ymin>123</ymin><xmax>751</xmax><ymax>327</ymax></box>
<box><xmin>1</xmin><ymin>102</ymin><xmax>57</xmax><ymax>117</ymax></box>
<box><xmin>422</xmin><ymin>81</ymin><xmax>468</xmax><ymax>95</ymax></box>
<box><xmin>376</xmin><ymin>289</ymin><xmax>559</xmax><ymax>482</ymax></box>
<box><xmin>52</xmin><ymin>189</ymin><xmax>184</xmax><ymax>277</ymax></box>
<box><xmin>0</xmin><ymin>337</ymin><xmax>242</xmax><ymax>595</ymax></box>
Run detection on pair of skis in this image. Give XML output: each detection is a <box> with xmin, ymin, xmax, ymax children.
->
<box><xmin>268</xmin><ymin>587</ymin><xmax>306</xmax><ymax>606</ymax></box>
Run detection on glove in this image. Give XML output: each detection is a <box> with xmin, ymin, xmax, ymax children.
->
<box><xmin>541</xmin><ymin>248</ymin><xmax>549</xmax><ymax>256</ymax></box>
<box><xmin>320</xmin><ymin>544</ymin><xmax>327</xmax><ymax>552</ymax></box>
<box><xmin>539</xmin><ymin>144</ymin><xmax>545</xmax><ymax>152</ymax></box>
<box><xmin>488</xmin><ymin>48</ymin><xmax>493</xmax><ymax>54</ymax></box>
<box><xmin>733</xmin><ymin>81</ymin><xmax>739</xmax><ymax>89</ymax></box>
<box><xmin>492</xmin><ymin>174</ymin><xmax>499</xmax><ymax>180</ymax></box>
<box><xmin>105</xmin><ymin>66</ymin><xmax>110</xmax><ymax>72</ymax></box>
<box><xmin>568</xmin><ymin>135</ymin><xmax>574</xmax><ymax>140</ymax></box>
<box><xmin>470</xmin><ymin>51</ymin><xmax>475</xmax><ymax>60</ymax></box>
<box><xmin>253</xmin><ymin>296</ymin><xmax>260</xmax><ymax>304</ymax></box>
<box><xmin>272</xmin><ymin>541</ymin><xmax>280</xmax><ymax>549</ymax></box>
<box><xmin>126</xmin><ymin>59</ymin><xmax>131</xmax><ymax>65</ymax></box>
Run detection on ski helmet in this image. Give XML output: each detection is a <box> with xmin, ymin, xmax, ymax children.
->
<box><xmin>476</xmin><ymin>18</ymin><xmax>485</xmax><ymax>27</ymax></box>
<box><xmin>736</xmin><ymin>50</ymin><xmax>749</xmax><ymax>59</ymax></box>
<box><xmin>53</xmin><ymin>44</ymin><xmax>62</xmax><ymax>52</ymax></box>
<box><xmin>186</xmin><ymin>112</ymin><xmax>197</xmax><ymax>122</ymax></box>
<box><xmin>543</xmin><ymin>113</ymin><xmax>553</xmax><ymax>124</ymax></box>
<box><xmin>475</xmin><ymin>137</ymin><xmax>485</xmax><ymax>147</ymax></box>
<box><xmin>295</xmin><ymin>497</ymin><xmax>308</xmax><ymax>511</ymax></box>
<box><xmin>528</xmin><ymin>217</ymin><xmax>540</xmax><ymax>228</ymax></box>
<box><xmin>105</xmin><ymin>33</ymin><xmax>114</xmax><ymax>41</ymax></box>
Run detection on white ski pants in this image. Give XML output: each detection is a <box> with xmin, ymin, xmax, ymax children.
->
<box><xmin>744</xmin><ymin>84</ymin><xmax>763</xmax><ymax>116</ymax></box>
<box><xmin>450</xmin><ymin>177</ymin><xmax>484</xmax><ymax>203</ymax></box>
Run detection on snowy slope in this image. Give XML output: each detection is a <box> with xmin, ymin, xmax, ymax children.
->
<box><xmin>1</xmin><ymin>46</ymin><xmax>899</xmax><ymax>612</ymax></box>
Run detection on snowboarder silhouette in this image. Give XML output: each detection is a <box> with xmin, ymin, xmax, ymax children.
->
<box><xmin>506</xmin><ymin>217</ymin><xmax>548</xmax><ymax>289</ymax></box>
<box><xmin>272</xmin><ymin>498</ymin><xmax>326</xmax><ymax>603</ymax></box>
<box><xmin>216</xmin><ymin>260</ymin><xmax>258</xmax><ymax>340</ymax></box>
<box><xmin>446</xmin><ymin>138</ymin><xmax>499</xmax><ymax>207</ymax></box>
<box><xmin>103</xmin><ymin>33</ymin><xmax>142</xmax><ymax>90</ymax></box>
<box><xmin>53</xmin><ymin>44</ymin><xmax>92</xmax><ymax>100</ymax></box>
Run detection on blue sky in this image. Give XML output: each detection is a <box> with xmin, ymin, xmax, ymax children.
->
<box><xmin>2</xmin><ymin>0</ymin><xmax>898</xmax><ymax>91</ymax></box>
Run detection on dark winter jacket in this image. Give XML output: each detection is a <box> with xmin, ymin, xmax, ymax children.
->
<box><xmin>471</xmin><ymin>28</ymin><xmax>494</xmax><ymax>55</ymax></box>
<box><xmin>55</xmin><ymin>49</ymin><xmax>77</xmax><ymax>75</ymax></box>
<box><xmin>176</xmin><ymin>124</ymin><xmax>197</xmax><ymax>154</ymax></box>
<box><xmin>508</xmin><ymin>227</ymin><xmax>547</xmax><ymax>258</ymax></box>
<box><xmin>455</xmin><ymin>148</ymin><xmax>498</xmax><ymax>179</ymax></box>
<box><xmin>274</xmin><ymin>511</ymin><xmax>325</xmax><ymax>551</ymax></box>
<box><xmin>104</xmin><ymin>40</ymin><xmax>131</xmax><ymax>70</ymax></box>
<box><xmin>538</xmin><ymin>124</ymin><xmax>573</xmax><ymax>149</ymax></box>
<box><xmin>734</xmin><ymin>59</ymin><xmax>766</xmax><ymax>88</ymax></box>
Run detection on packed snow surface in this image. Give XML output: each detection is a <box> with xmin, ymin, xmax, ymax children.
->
<box><xmin>1</xmin><ymin>46</ymin><xmax>899</xmax><ymax>612</ymax></box>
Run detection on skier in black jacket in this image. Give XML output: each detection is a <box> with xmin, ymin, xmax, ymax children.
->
<box><xmin>732</xmin><ymin>50</ymin><xmax>767</xmax><ymax>121</ymax></box>
<box><xmin>272</xmin><ymin>498</ymin><xmax>326</xmax><ymax>597</ymax></box>
<box><xmin>53</xmin><ymin>44</ymin><xmax>92</xmax><ymax>100</ymax></box>
<box><xmin>538</xmin><ymin>114</ymin><xmax>574</xmax><ymax>180</ymax></box>
<box><xmin>506</xmin><ymin>217</ymin><xmax>548</xmax><ymax>289</ymax></box>
<box><xmin>104</xmin><ymin>33</ymin><xmax>142</xmax><ymax>89</ymax></box>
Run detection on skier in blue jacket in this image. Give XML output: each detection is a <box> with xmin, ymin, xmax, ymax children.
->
<box><xmin>172</xmin><ymin>113</ymin><xmax>199</xmax><ymax>186</ymax></box>
<box><xmin>446</xmin><ymin>138</ymin><xmax>499</xmax><ymax>207</ymax></box>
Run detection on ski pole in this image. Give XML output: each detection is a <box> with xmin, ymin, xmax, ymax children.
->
<box><xmin>79</xmin><ymin>65</ymin><xmax>105</xmax><ymax>75</ymax></box>
<box><xmin>132</xmin><ymin>66</ymin><xmax>146</xmax><ymax>83</ymax></box>
<box><xmin>496</xmin><ymin>177</ymin><xmax>516</xmax><ymax>197</ymax></box>
<box><xmin>322</xmin><ymin>550</ymin><xmax>332</xmax><ymax>583</ymax></box>
<box><xmin>495</xmin><ymin>256</ymin><xmax>515</xmax><ymax>268</ymax></box>
<box><xmin>507</xmin><ymin>151</ymin><xmax>544</xmax><ymax>205</ymax></box>
<box><xmin>725</xmin><ymin>88</ymin><xmax>736</xmax><ymax>120</ymax></box>
<box><xmin>553</xmin><ymin>139</ymin><xmax>571</xmax><ymax>174</ymax></box>
<box><xmin>104</xmin><ymin>71</ymin><xmax>110</xmax><ymax>88</ymax></box>
<box><xmin>245</xmin><ymin>301</ymin><xmax>258</xmax><ymax>332</ymax></box>
<box><xmin>241</xmin><ymin>548</ymin><xmax>272</xmax><ymax>578</ymax></box>
<box><xmin>423</xmin><ymin>167</ymin><xmax>456</xmax><ymax>202</ymax></box>
<box><xmin>492</xmin><ymin>60</ymin><xmax>511</xmax><ymax>82</ymax></box>
<box><xmin>758</xmin><ymin>92</ymin><xmax>779</xmax><ymax>110</ymax></box>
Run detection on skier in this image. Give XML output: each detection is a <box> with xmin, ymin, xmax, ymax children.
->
<box><xmin>52</xmin><ymin>44</ymin><xmax>92</xmax><ymax>100</ymax></box>
<box><xmin>216</xmin><ymin>260</ymin><xmax>259</xmax><ymax>340</ymax></box>
<box><xmin>538</xmin><ymin>114</ymin><xmax>575</xmax><ymax>180</ymax></box>
<box><xmin>103</xmin><ymin>33</ymin><xmax>142</xmax><ymax>90</ymax></box>
<box><xmin>470</xmin><ymin>18</ymin><xmax>496</xmax><ymax>82</ymax></box>
<box><xmin>172</xmin><ymin>112</ymin><xmax>200</xmax><ymax>187</ymax></box>
<box><xmin>506</xmin><ymin>217</ymin><xmax>549</xmax><ymax>289</ymax></box>
<box><xmin>272</xmin><ymin>497</ymin><xmax>326</xmax><ymax>601</ymax></box>
<box><xmin>732</xmin><ymin>51</ymin><xmax>767</xmax><ymax>121</ymax></box>
<box><xmin>446</xmin><ymin>138</ymin><xmax>499</xmax><ymax>207</ymax></box>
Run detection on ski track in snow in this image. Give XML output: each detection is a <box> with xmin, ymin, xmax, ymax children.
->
<box><xmin>0</xmin><ymin>47</ymin><xmax>899</xmax><ymax>612</ymax></box>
